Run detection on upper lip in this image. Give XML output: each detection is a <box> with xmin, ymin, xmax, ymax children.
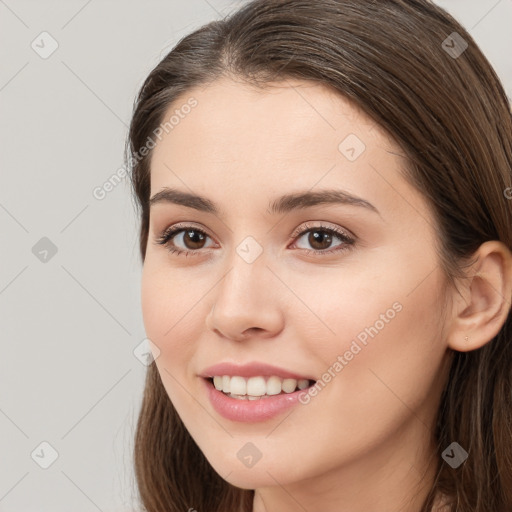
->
<box><xmin>200</xmin><ymin>361</ymin><xmax>316</xmax><ymax>381</ymax></box>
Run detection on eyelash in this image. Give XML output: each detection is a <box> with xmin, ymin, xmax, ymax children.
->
<box><xmin>154</xmin><ymin>222</ymin><xmax>355</xmax><ymax>258</ymax></box>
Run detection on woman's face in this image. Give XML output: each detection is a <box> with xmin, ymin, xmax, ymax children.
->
<box><xmin>141</xmin><ymin>77</ymin><xmax>453</xmax><ymax>495</ymax></box>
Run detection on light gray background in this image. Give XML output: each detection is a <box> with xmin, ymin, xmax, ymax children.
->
<box><xmin>1</xmin><ymin>1</ymin><xmax>510</xmax><ymax>510</ymax></box>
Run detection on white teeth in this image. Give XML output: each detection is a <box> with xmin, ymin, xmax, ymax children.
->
<box><xmin>211</xmin><ymin>375</ymin><xmax>312</xmax><ymax>397</ymax></box>
<box><xmin>213</xmin><ymin>376</ymin><xmax>223</xmax><ymax>390</ymax></box>
<box><xmin>247</xmin><ymin>376</ymin><xmax>266</xmax><ymax>396</ymax></box>
<box><xmin>282</xmin><ymin>378</ymin><xmax>298</xmax><ymax>393</ymax></box>
<box><xmin>222</xmin><ymin>375</ymin><xmax>230</xmax><ymax>393</ymax></box>
<box><xmin>298</xmin><ymin>379</ymin><xmax>310</xmax><ymax>389</ymax></box>
<box><xmin>230</xmin><ymin>376</ymin><xmax>246</xmax><ymax>395</ymax></box>
<box><xmin>266</xmin><ymin>376</ymin><xmax>282</xmax><ymax>396</ymax></box>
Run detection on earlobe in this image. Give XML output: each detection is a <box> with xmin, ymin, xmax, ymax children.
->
<box><xmin>446</xmin><ymin>241</ymin><xmax>512</xmax><ymax>353</ymax></box>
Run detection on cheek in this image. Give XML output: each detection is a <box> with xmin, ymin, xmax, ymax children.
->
<box><xmin>140</xmin><ymin>264</ymin><xmax>167</xmax><ymax>341</ymax></box>
<box><xmin>322</xmin><ymin>269</ymin><xmax>446</xmax><ymax>417</ymax></box>
<box><xmin>287</xmin><ymin>278</ymin><xmax>447</xmax><ymax>470</ymax></box>
<box><xmin>140</xmin><ymin>263</ymin><xmax>198</xmax><ymax>368</ymax></box>
<box><xmin>141</xmin><ymin>264</ymin><xmax>202</xmax><ymax>418</ymax></box>
<box><xmin>292</xmin><ymin>251</ymin><xmax>447</xmax><ymax>397</ymax></box>
<box><xmin>282</xmin><ymin>260</ymin><xmax>408</xmax><ymax>359</ymax></box>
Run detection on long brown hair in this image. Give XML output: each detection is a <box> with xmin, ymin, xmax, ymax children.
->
<box><xmin>126</xmin><ymin>1</ymin><xmax>512</xmax><ymax>510</ymax></box>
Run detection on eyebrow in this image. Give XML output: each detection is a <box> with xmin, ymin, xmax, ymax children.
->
<box><xmin>149</xmin><ymin>187</ymin><xmax>379</xmax><ymax>216</ymax></box>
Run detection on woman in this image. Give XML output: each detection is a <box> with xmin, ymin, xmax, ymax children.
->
<box><xmin>126</xmin><ymin>0</ymin><xmax>512</xmax><ymax>510</ymax></box>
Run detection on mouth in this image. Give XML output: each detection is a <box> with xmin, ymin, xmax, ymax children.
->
<box><xmin>202</xmin><ymin>375</ymin><xmax>317</xmax><ymax>422</ymax></box>
<box><xmin>205</xmin><ymin>375</ymin><xmax>317</xmax><ymax>400</ymax></box>
<box><xmin>199</xmin><ymin>361</ymin><xmax>318</xmax><ymax>421</ymax></box>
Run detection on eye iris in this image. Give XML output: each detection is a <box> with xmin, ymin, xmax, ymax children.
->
<box><xmin>309</xmin><ymin>230</ymin><xmax>332</xmax><ymax>250</ymax></box>
<box><xmin>168</xmin><ymin>227</ymin><xmax>342</xmax><ymax>252</ymax></box>
<box><xmin>184</xmin><ymin>229</ymin><xmax>206</xmax><ymax>249</ymax></box>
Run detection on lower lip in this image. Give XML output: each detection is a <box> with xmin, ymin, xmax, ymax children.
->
<box><xmin>203</xmin><ymin>378</ymin><xmax>310</xmax><ymax>423</ymax></box>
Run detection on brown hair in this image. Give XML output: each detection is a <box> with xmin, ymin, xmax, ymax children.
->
<box><xmin>126</xmin><ymin>1</ymin><xmax>512</xmax><ymax>510</ymax></box>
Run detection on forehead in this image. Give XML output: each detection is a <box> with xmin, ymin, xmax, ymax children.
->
<box><xmin>151</xmin><ymin>77</ymin><xmax>378</xmax><ymax>168</ymax></box>
<box><xmin>148</xmin><ymin>77</ymin><xmax>429</xmax><ymax>223</ymax></box>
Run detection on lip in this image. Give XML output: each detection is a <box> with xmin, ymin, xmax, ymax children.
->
<box><xmin>199</xmin><ymin>361</ymin><xmax>316</xmax><ymax>381</ymax></box>
<box><xmin>202</xmin><ymin>377</ymin><xmax>313</xmax><ymax>422</ymax></box>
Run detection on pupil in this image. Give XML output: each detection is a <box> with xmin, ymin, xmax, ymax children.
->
<box><xmin>182</xmin><ymin>229</ymin><xmax>333</xmax><ymax>251</ymax></box>
<box><xmin>310</xmin><ymin>230</ymin><xmax>331</xmax><ymax>250</ymax></box>
<box><xmin>185</xmin><ymin>230</ymin><xmax>205</xmax><ymax>249</ymax></box>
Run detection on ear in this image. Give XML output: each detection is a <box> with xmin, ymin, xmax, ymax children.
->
<box><xmin>446</xmin><ymin>240</ymin><xmax>512</xmax><ymax>352</ymax></box>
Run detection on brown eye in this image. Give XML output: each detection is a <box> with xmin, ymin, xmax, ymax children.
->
<box><xmin>155</xmin><ymin>222</ymin><xmax>355</xmax><ymax>258</ymax></box>
<box><xmin>180</xmin><ymin>229</ymin><xmax>208</xmax><ymax>250</ymax></box>
<box><xmin>305</xmin><ymin>230</ymin><xmax>334</xmax><ymax>250</ymax></box>
<box><xmin>293</xmin><ymin>224</ymin><xmax>354</xmax><ymax>254</ymax></box>
<box><xmin>155</xmin><ymin>225</ymin><xmax>214</xmax><ymax>256</ymax></box>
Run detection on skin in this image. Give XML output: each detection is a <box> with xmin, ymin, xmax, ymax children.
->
<box><xmin>140</xmin><ymin>77</ymin><xmax>512</xmax><ymax>512</ymax></box>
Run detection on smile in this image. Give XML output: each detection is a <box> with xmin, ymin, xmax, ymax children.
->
<box><xmin>202</xmin><ymin>376</ymin><xmax>317</xmax><ymax>422</ymax></box>
<box><xmin>211</xmin><ymin>375</ymin><xmax>313</xmax><ymax>399</ymax></box>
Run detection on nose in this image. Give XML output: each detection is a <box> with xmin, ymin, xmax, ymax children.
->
<box><xmin>205</xmin><ymin>255</ymin><xmax>284</xmax><ymax>342</ymax></box>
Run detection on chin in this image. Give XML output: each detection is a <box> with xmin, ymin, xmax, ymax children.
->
<box><xmin>205</xmin><ymin>450</ymin><xmax>306</xmax><ymax>490</ymax></box>
<box><xmin>220</xmin><ymin>467</ymin><xmax>284</xmax><ymax>490</ymax></box>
